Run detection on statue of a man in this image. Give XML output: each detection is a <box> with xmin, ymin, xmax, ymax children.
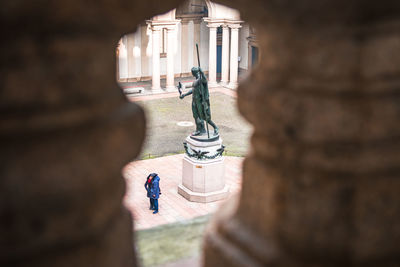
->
<box><xmin>178</xmin><ymin>67</ymin><xmax>219</xmax><ymax>136</ymax></box>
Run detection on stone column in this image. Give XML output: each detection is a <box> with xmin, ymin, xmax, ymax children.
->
<box><xmin>203</xmin><ymin>1</ymin><xmax>400</xmax><ymax>267</ymax></box>
<box><xmin>118</xmin><ymin>37</ymin><xmax>128</xmax><ymax>81</ymax></box>
<box><xmin>221</xmin><ymin>25</ymin><xmax>230</xmax><ymax>85</ymax></box>
<box><xmin>1</xmin><ymin>1</ymin><xmax>146</xmax><ymax>266</ymax></box>
<box><xmin>126</xmin><ymin>33</ymin><xmax>135</xmax><ymax>82</ymax></box>
<box><xmin>207</xmin><ymin>23</ymin><xmax>218</xmax><ymax>87</ymax></box>
<box><xmin>166</xmin><ymin>27</ymin><xmax>176</xmax><ymax>90</ymax></box>
<box><xmin>180</xmin><ymin>19</ymin><xmax>190</xmax><ymax>75</ymax></box>
<box><xmin>141</xmin><ymin>24</ymin><xmax>151</xmax><ymax>81</ymax></box>
<box><xmin>193</xmin><ymin>18</ymin><xmax>202</xmax><ymax>69</ymax></box>
<box><xmin>151</xmin><ymin>27</ymin><xmax>161</xmax><ymax>90</ymax></box>
<box><xmin>133</xmin><ymin>28</ymin><xmax>142</xmax><ymax>79</ymax></box>
<box><xmin>228</xmin><ymin>24</ymin><xmax>241</xmax><ymax>89</ymax></box>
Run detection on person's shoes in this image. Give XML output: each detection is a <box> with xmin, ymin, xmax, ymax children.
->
<box><xmin>214</xmin><ymin>127</ymin><xmax>219</xmax><ymax>135</ymax></box>
<box><xmin>153</xmin><ymin>210</ymin><xmax>159</xmax><ymax>214</ymax></box>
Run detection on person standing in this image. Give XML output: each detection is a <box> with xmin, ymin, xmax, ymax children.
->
<box><xmin>144</xmin><ymin>174</ymin><xmax>154</xmax><ymax>210</ymax></box>
<box><xmin>149</xmin><ymin>173</ymin><xmax>161</xmax><ymax>214</ymax></box>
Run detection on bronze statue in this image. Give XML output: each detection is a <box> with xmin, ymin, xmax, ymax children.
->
<box><xmin>178</xmin><ymin>66</ymin><xmax>219</xmax><ymax>137</ymax></box>
<box><xmin>178</xmin><ymin>44</ymin><xmax>219</xmax><ymax>137</ymax></box>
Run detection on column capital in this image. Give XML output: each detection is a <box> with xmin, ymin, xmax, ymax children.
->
<box><xmin>147</xmin><ymin>23</ymin><xmax>162</xmax><ymax>32</ymax></box>
<box><xmin>228</xmin><ymin>23</ymin><xmax>242</xmax><ymax>30</ymax></box>
<box><xmin>206</xmin><ymin>23</ymin><xmax>220</xmax><ymax>29</ymax></box>
<box><xmin>203</xmin><ymin>17</ymin><xmax>222</xmax><ymax>28</ymax></box>
<box><xmin>192</xmin><ymin>18</ymin><xmax>203</xmax><ymax>24</ymax></box>
<box><xmin>165</xmin><ymin>25</ymin><xmax>177</xmax><ymax>31</ymax></box>
<box><xmin>180</xmin><ymin>19</ymin><xmax>190</xmax><ymax>25</ymax></box>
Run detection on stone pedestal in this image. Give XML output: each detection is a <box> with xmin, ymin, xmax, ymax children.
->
<box><xmin>178</xmin><ymin>135</ymin><xmax>229</xmax><ymax>203</ymax></box>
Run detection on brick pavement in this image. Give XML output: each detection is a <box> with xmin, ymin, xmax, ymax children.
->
<box><xmin>123</xmin><ymin>154</ymin><xmax>243</xmax><ymax>230</ymax></box>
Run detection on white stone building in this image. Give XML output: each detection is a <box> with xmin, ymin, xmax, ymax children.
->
<box><xmin>116</xmin><ymin>0</ymin><xmax>258</xmax><ymax>92</ymax></box>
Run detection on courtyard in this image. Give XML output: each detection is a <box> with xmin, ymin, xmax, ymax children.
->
<box><xmin>122</xmin><ymin>86</ymin><xmax>251</xmax><ymax>266</ymax></box>
<box><xmin>129</xmin><ymin>86</ymin><xmax>252</xmax><ymax>159</ymax></box>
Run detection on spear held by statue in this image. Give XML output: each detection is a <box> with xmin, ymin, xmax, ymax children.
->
<box><xmin>196</xmin><ymin>43</ymin><xmax>210</xmax><ymax>139</ymax></box>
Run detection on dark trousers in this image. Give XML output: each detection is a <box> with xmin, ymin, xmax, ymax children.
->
<box><xmin>149</xmin><ymin>198</ymin><xmax>154</xmax><ymax>209</ymax></box>
<box><xmin>152</xmin><ymin>199</ymin><xmax>158</xmax><ymax>211</ymax></box>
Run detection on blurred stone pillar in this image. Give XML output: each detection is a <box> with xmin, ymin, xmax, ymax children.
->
<box><xmin>203</xmin><ymin>0</ymin><xmax>400</xmax><ymax>266</ymax></box>
<box><xmin>0</xmin><ymin>0</ymin><xmax>196</xmax><ymax>265</ymax></box>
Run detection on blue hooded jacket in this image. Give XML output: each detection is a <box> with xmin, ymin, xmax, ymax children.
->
<box><xmin>150</xmin><ymin>174</ymin><xmax>160</xmax><ymax>199</ymax></box>
<box><xmin>144</xmin><ymin>173</ymin><xmax>156</xmax><ymax>198</ymax></box>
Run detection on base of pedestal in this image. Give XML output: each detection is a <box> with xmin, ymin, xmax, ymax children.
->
<box><xmin>178</xmin><ymin>184</ymin><xmax>229</xmax><ymax>203</ymax></box>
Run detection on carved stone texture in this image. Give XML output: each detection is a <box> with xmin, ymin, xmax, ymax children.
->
<box><xmin>0</xmin><ymin>0</ymin><xmax>182</xmax><ymax>266</ymax></box>
<box><xmin>204</xmin><ymin>0</ymin><xmax>400</xmax><ymax>266</ymax></box>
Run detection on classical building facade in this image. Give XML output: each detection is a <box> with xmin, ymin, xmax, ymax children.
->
<box><xmin>116</xmin><ymin>0</ymin><xmax>256</xmax><ymax>91</ymax></box>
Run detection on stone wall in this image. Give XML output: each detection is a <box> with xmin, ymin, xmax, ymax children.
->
<box><xmin>0</xmin><ymin>0</ymin><xmax>181</xmax><ymax>266</ymax></box>
<box><xmin>203</xmin><ymin>0</ymin><xmax>400</xmax><ymax>266</ymax></box>
<box><xmin>1</xmin><ymin>0</ymin><xmax>399</xmax><ymax>266</ymax></box>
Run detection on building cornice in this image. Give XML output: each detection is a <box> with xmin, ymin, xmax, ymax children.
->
<box><xmin>146</xmin><ymin>19</ymin><xmax>181</xmax><ymax>30</ymax></box>
<box><xmin>203</xmin><ymin>17</ymin><xmax>244</xmax><ymax>28</ymax></box>
<box><xmin>176</xmin><ymin>13</ymin><xmax>204</xmax><ymax>23</ymax></box>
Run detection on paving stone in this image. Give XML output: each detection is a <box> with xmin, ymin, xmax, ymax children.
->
<box><xmin>123</xmin><ymin>154</ymin><xmax>243</xmax><ymax>230</ymax></box>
